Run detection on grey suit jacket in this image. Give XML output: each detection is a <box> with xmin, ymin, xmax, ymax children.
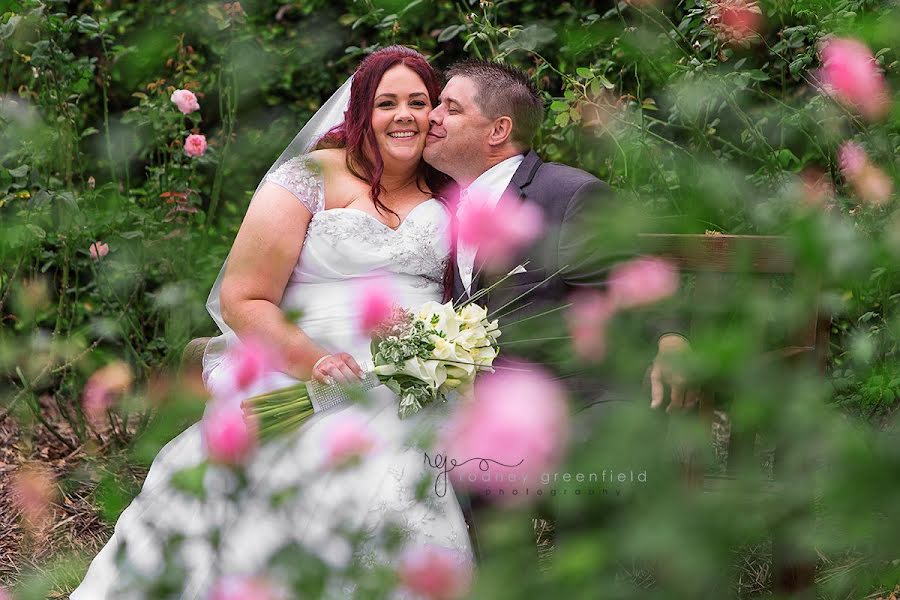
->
<box><xmin>451</xmin><ymin>150</ymin><xmax>624</xmax><ymax>410</ymax></box>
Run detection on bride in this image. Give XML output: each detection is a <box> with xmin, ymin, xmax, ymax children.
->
<box><xmin>72</xmin><ymin>46</ymin><xmax>473</xmax><ymax>599</ymax></box>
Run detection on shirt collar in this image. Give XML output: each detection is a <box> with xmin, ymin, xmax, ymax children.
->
<box><xmin>461</xmin><ymin>154</ymin><xmax>526</xmax><ymax>208</ymax></box>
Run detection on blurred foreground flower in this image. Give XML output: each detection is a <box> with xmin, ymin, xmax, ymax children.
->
<box><xmin>442</xmin><ymin>364</ymin><xmax>569</xmax><ymax>504</ymax></box>
<box><xmin>355</xmin><ymin>275</ymin><xmax>396</xmax><ymax>335</ymax></box>
<box><xmin>838</xmin><ymin>141</ymin><xmax>894</xmax><ymax>206</ymax></box>
<box><xmin>11</xmin><ymin>465</ymin><xmax>56</xmax><ymax>528</ymax></box>
<box><xmin>817</xmin><ymin>37</ymin><xmax>890</xmax><ymax>120</ymax></box>
<box><xmin>566</xmin><ymin>290</ymin><xmax>616</xmax><ymax>361</ymax></box>
<box><xmin>456</xmin><ymin>191</ymin><xmax>543</xmax><ymax>271</ymax></box>
<box><xmin>184</xmin><ymin>133</ymin><xmax>208</xmax><ymax>157</ymax></box>
<box><xmin>609</xmin><ymin>257</ymin><xmax>679</xmax><ymax>308</ymax></box>
<box><xmin>89</xmin><ymin>241</ymin><xmax>109</xmax><ymax>260</ymax></box>
<box><xmin>397</xmin><ymin>544</ymin><xmax>473</xmax><ymax>600</ymax></box>
<box><xmin>323</xmin><ymin>411</ymin><xmax>379</xmax><ymax>469</ymax></box>
<box><xmin>202</xmin><ymin>400</ymin><xmax>258</xmax><ymax>465</ymax></box>
<box><xmin>207</xmin><ymin>574</ymin><xmax>280</xmax><ymax>600</ymax></box>
<box><xmin>83</xmin><ymin>360</ymin><xmax>133</xmax><ymax>426</ymax></box>
<box><xmin>170</xmin><ymin>89</ymin><xmax>200</xmax><ymax>114</ymax></box>
<box><xmin>211</xmin><ymin>337</ymin><xmax>282</xmax><ymax>398</ymax></box>
<box><xmin>706</xmin><ymin>0</ymin><xmax>763</xmax><ymax>45</ymax></box>
<box><xmin>798</xmin><ymin>168</ymin><xmax>835</xmax><ymax>209</ymax></box>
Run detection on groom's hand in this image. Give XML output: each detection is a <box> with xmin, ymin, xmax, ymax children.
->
<box><xmin>648</xmin><ymin>334</ymin><xmax>698</xmax><ymax>413</ymax></box>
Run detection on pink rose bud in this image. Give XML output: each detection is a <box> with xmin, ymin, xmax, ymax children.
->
<box><xmin>838</xmin><ymin>141</ymin><xmax>868</xmax><ymax>179</ymax></box>
<box><xmin>397</xmin><ymin>544</ymin><xmax>474</xmax><ymax>600</ymax></box>
<box><xmin>323</xmin><ymin>412</ymin><xmax>379</xmax><ymax>469</ymax></box>
<box><xmin>455</xmin><ymin>190</ymin><xmax>543</xmax><ymax>271</ymax></box>
<box><xmin>817</xmin><ymin>37</ymin><xmax>890</xmax><ymax>120</ymax></box>
<box><xmin>82</xmin><ymin>361</ymin><xmax>134</xmax><ymax>426</ymax></box>
<box><xmin>207</xmin><ymin>574</ymin><xmax>279</xmax><ymax>600</ymax></box>
<box><xmin>12</xmin><ymin>466</ymin><xmax>56</xmax><ymax>527</ymax></box>
<box><xmin>89</xmin><ymin>241</ymin><xmax>109</xmax><ymax>260</ymax></box>
<box><xmin>608</xmin><ymin>257</ymin><xmax>679</xmax><ymax>309</ymax></box>
<box><xmin>356</xmin><ymin>275</ymin><xmax>396</xmax><ymax>335</ymax></box>
<box><xmin>184</xmin><ymin>133</ymin><xmax>208</xmax><ymax>157</ymax></box>
<box><xmin>566</xmin><ymin>290</ymin><xmax>617</xmax><ymax>361</ymax></box>
<box><xmin>201</xmin><ymin>399</ymin><xmax>258</xmax><ymax>465</ymax></box>
<box><xmin>170</xmin><ymin>89</ymin><xmax>200</xmax><ymax>115</ymax></box>
<box><xmin>442</xmin><ymin>364</ymin><xmax>569</xmax><ymax>504</ymax></box>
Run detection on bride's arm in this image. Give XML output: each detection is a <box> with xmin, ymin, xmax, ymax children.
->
<box><xmin>218</xmin><ymin>182</ymin><xmax>332</xmax><ymax>381</ymax></box>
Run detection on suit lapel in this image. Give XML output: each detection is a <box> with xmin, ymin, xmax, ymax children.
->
<box><xmin>469</xmin><ymin>151</ymin><xmax>543</xmax><ymax>296</ymax></box>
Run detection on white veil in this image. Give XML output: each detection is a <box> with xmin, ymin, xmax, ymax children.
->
<box><xmin>202</xmin><ymin>76</ymin><xmax>353</xmax><ymax>367</ymax></box>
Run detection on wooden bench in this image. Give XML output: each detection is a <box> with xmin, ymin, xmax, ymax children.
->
<box><xmin>638</xmin><ymin>233</ymin><xmax>829</xmax><ymax>597</ymax></box>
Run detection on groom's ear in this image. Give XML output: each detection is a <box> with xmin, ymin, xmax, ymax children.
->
<box><xmin>487</xmin><ymin>116</ymin><xmax>514</xmax><ymax>147</ymax></box>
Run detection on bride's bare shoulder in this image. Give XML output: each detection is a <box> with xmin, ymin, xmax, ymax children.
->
<box><xmin>305</xmin><ymin>148</ymin><xmax>346</xmax><ymax>174</ymax></box>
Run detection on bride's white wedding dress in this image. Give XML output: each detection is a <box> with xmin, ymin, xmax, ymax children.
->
<box><xmin>71</xmin><ymin>156</ymin><xmax>473</xmax><ymax>599</ymax></box>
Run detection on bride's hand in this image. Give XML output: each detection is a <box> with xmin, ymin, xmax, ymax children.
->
<box><xmin>312</xmin><ymin>352</ymin><xmax>366</xmax><ymax>385</ymax></box>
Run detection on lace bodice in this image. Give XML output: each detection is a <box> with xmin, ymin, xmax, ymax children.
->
<box><xmin>265</xmin><ymin>155</ymin><xmax>449</xmax><ymax>286</ymax></box>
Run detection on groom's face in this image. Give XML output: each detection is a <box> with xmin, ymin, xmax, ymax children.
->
<box><xmin>423</xmin><ymin>76</ymin><xmax>493</xmax><ymax>180</ymax></box>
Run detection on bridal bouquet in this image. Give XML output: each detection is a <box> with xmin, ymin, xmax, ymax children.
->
<box><xmin>242</xmin><ymin>300</ymin><xmax>501</xmax><ymax>440</ymax></box>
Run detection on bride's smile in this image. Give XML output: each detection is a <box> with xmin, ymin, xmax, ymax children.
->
<box><xmin>371</xmin><ymin>64</ymin><xmax>431</xmax><ymax>165</ymax></box>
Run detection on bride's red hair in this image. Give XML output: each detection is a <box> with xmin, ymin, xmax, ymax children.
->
<box><xmin>316</xmin><ymin>46</ymin><xmax>449</xmax><ymax>213</ymax></box>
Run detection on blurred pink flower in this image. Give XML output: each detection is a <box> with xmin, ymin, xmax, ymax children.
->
<box><xmin>0</xmin><ymin>586</ymin><xmax>11</xmax><ymax>600</ymax></box>
<box><xmin>706</xmin><ymin>0</ymin><xmax>763</xmax><ymax>44</ymax></box>
<box><xmin>356</xmin><ymin>276</ymin><xmax>396</xmax><ymax>335</ymax></box>
<box><xmin>82</xmin><ymin>361</ymin><xmax>133</xmax><ymax>426</ymax></box>
<box><xmin>202</xmin><ymin>400</ymin><xmax>258</xmax><ymax>465</ymax></box>
<box><xmin>397</xmin><ymin>544</ymin><xmax>474</xmax><ymax>600</ymax></box>
<box><xmin>818</xmin><ymin>37</ymin><xmax>890</xmax><ymax>120</ymax></box>
<box><xmin>170</xmin><ymin>89</ymin><xmax>200</xmax><ymax>115</ymax></box>
<box><xmin>207</xmin><ymin>574</ymin><xmax>278</xmax><ymax>600</ymax></box>
<box><xmin>854</xmin><ymin>164</ymin><xmax>894</xmax><ymax>206</ymax></box>
<box><xmin>11</xmin><ymin>466</ymin><xmax>56</xmax><ymax>527</ymax></box>
<box><xmin>608</xmin><ymin>257</ymin><xmax>679</xmax><ymax>308</ymax></box>
<box><xmin>184</xmin><ymin>133</ymin><xmax>208</xmax><ymax>157</ymax></box>
<box><xmin>441</xmin><ymin>364</ymin><xmax>569</xmax><ymax>504</ymax></box>
<box><xmin>323</xmin><ymin>412</ymin><xmax>379</xmax><ymax>469</ymax></box>
<box><xmin>89</xmin><ymin>241</ymin><xmax>109</xmax><ymax>260</ymax></box>
<box><xmin>223</xmin><ymin>337</ymin><xmax>282</xmax><ymax>395</ymax></box>
<box><xmin>838</xmin><ymin>141</ymin><xmax>868</xmax><ymax>178</ymax></box>
<box><xmin>798</xmin><ymin>168</ymin><xmax>835</xmax><ymax>208</ymax></box>
<box><xmin>566</xmin><ymin>290</ymin><xmax>617</xmax><ymax>361</ymax></box>
<box><xmin>456</xmin><ymin>191</ymin><xmax>543</xmax><ymax>271</ymax></box>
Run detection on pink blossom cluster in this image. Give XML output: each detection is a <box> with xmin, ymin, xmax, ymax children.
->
<box><xmin>397</xmin><ymin>544</ymin><xmax>474</xmax><ymax>599</ymax></box>
<box><xmin>170</xmin><ymin>88</ymin><xmax>209</xmax><ymax>157</ymax></box>
<box><xmin>454</xmin><ymin>190</ymin><xmax>544</xmax><ymax>271</ymax></box>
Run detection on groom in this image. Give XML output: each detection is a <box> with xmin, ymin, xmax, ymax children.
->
<box><xmin>423</xmin><ymin>60</ymin><xmax>689</xmax><ymax>562</ymax></box>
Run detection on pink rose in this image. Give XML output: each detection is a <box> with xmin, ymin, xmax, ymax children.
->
<box><xmin>566</xmin><ymin>290</ymin><xmax>617</xmax><ymax>361</ymax></box>
<box><xmin>441</xmin><ymin>364</ymin><xmax>569</xmax><ymax>504</ymax></box>
<box><xmin>184</xmin><ymin>133</ymin><xmax>208</xmax><ymax>158</ymax></box>
<box><xmin>323</xmin><ymin>412</ymin><xmax>379</xmax><ymax>469</ymax></box>
<box><xmin>82</xmin><ymin>361</ymin><xmax>133</xmax><ymax>426</ymax></box>
<box><xmin>170</xmin><ymin>89</ymin><xmax>200</xmax><ymax>115</ymax></box>
<box><xmin>455</xmin><ymin>190</ymin><xmax>543</xmax><ymax>271</ymax></box>
<box><xmin>201</xmin><ymin>399</ymin><xmax>258</xmax><ymax>465</ymax></box>
<box><xmin>207</xmin><ymin>575</ymin><xmax>279</xmax><ymax>600</ymax></box>
<box><xmin>608</xmin><ymin>257</ymin><xmax>679</xmax><ymax>309</ymax></box>
<box><xmin>818</xmin><ymin>38</ymin><xmax>890</xmax><ymax>120</ymax></box>
<box><xmin>397</xmin><ymin>544</ymin><xmax>474</xmax><ymax>600</ymax></box>
<box><xmin>89</xmin><ymin>241</ymin><xmax>109</xmax><ymax>260</ymax></box>
<box><xmin>356</xmin><ymin>275</ymin><xmax>396</xmax><ymax>335</ymax></box>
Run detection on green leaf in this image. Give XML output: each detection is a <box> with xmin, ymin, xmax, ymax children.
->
<box><xmin>81</xmin><ymin>127</ymin><xmax>99</xmax><ymax>139</ymax></box>
<box><xmin>576</xmin><ymin>67</ymin><xmax>593</xmax><ymax>78</ymax></box>
<box><xmin>9</xmin><ymin>165</ymin><xmax>29</xmax><ymax>178</ymax></box>
<box><xmin>170</xmin><ymin>462</ymin><xmax>209</xmax><ymax>500</ymax></box>
<box><xmin>26</xmin><ymin>224</ymin><xmax>46</xmax><ymax>240</ymax></box>
<box><xmin>555</xmin><ymin>111</ymin><xmax>570</xmax><ymax>127</ymax></box>
<box><xmin>438</xmin><ymin>24</ymin><xmax>464</xmax><ymax>43</ymax></box>
<box><xmin>550</xmin><ymin>100</ymin><xmax>569</xmax><ymax>112</ymax></box>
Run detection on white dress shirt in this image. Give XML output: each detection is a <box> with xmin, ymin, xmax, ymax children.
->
<box><xmin>456</xmin><ymin>154</ymin><xmax>526</xmax><ymax>296</ymax></box>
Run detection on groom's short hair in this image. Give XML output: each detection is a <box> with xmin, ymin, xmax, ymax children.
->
<box><xmin>445</xmin><ymin>59</ymin><xmax>543</xmax><ymax>150</ymax></box>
